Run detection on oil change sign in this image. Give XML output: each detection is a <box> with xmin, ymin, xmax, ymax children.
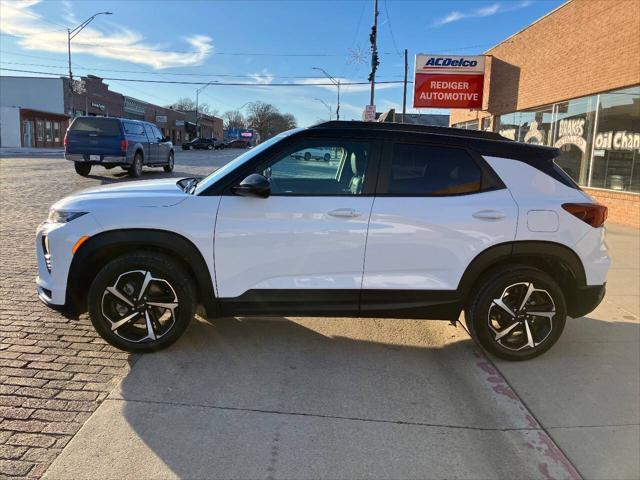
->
<box><xmin>413</xmin><ymin>54</ymin><xmax>485</xmax><ymax>109</ymax></box>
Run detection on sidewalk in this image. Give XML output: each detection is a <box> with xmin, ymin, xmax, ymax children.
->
<box><xmin>43</xmin><ymin>224</ymin><xmax>639</xmax><ymax>479</ymax></box>
<box><xmin>0</xmin><ymin>147</ymin><xmax>64</xmax><ymax>157</ymax></box>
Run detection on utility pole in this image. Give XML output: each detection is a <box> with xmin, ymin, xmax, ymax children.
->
<box><xmin>67</xmin><ymin>12</ymin><xmax>112</xmax><ymax>116</ymax></box>
<box><xmin>368</xmin><ymin>0</ymin><xmax>379</xmax><ymax>107</ymax></box>
<box><xmin>402</xmin><ymin>49</ymin><xmax>408</xmax><ymax>123</ymax></box>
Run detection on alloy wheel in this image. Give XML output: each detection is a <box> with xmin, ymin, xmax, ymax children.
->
<box><xmin>487</xmin><ymin>282</ymin><xmax>555</xmax><ymax>351</ymax></box>
<box><xmin>101</xmin><ymin>270</ymin><xmax>179</xmax><ymax>343</ymax></box>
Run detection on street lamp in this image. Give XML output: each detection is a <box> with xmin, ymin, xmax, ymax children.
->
<box><xmin>314</xmin><ymin>98</ymin><xmax>332</xmax><ymax>121</ymax></box>
<box><xmin>312</xmin><ymin>67</ymin><xmax>340</xmax><ymax>121</ymax></box>
<box><xmin>67</xmin><ymin>11</ymin><xmax>112</xmax><ymax>116</ymax></box>
<box><xmin>195</xmin><ymin>81</ymin><xmax>218</xmax><ymax>137</ymax></box>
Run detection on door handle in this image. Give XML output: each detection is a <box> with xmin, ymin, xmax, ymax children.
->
<box><xmin>327</xmin><ymin>208</ymin><xmax>361</xmax><ymax>218</ymax></box>
<box><xmin>473</xmin><ymin>210</ymin><xmax>506</xmax><ymax>221</ymax></box>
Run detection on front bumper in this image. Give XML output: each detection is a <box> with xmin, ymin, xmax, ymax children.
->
<box><xmin>568</xmin><ymin>283</ymin><xmax>606</xmax><ymax>318</ymax></box>
<box><xmin>65</xmin><ymin>153</ymin><xmax>127</xmax><ymax>164</ymax></box>
<box><xmin>35</xmin><ymin>214</ymin><xmax>101</xmax><ymax>309</ymax></box>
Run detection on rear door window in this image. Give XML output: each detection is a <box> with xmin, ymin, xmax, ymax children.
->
<box><xmin>383</xmin><ymin>143</ymin><xmax>482</xmax><ymax>195</ymax></box>
<box><xmin>69</xmin><ymin>117</ymin><xmax>121</xmax><ymax>135</ymax></box>
<box><xmin>123</xmin><ymin>122</ymin><xmax>145</xmax><ymax>136</ymax></box>
<box><xmin>143</xmin><ymin>124</ymin><xmax>155</xmax><ymax>140</ymax></box>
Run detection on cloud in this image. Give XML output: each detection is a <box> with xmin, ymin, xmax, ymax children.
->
<box><xmin>248</xmin><ymin>69</ymin><xmax>274</xmax><ymax>85</ymax></box>
<box><xmin>0</xmin><ymin>0</ymin><xmax>213</xmax><ymax>69</ymax></box>
<box><xmin>433</xmin><ymin>1</ymin><xmax>532</xmax><ymax>26</ymax></box>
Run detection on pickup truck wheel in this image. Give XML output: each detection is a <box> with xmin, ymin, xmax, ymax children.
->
<box><xmin>163</xmin><ymin>152</ymin><xmax>174</xmax><ymax>172</ymax></box>
<box><xmin>87</xmin><ymin>251</ymin><xmax>196</xmax><ymax>353</ymax></box>
<box><xmin>207</xmin><ymin>144</ymin><xmax>213</xmax><ymax>150</ymax></box>
<box><xmin>466</xmin><ymin>265</ymin><xmax>566</xmax><ymax>361</ymax></box>
<box><xmin>304</xmin><ymin>152</ymin><xmax>311</xmax><ymax>161</ymax></box>
<box><xmin>130</xmin><ymin>152</ymin><xmax>143</xmax><ymax>178</ymax></box>
<box><xmin>74</xmin><ymin>162</ymin><xmax>91</xmax><ymax>176</ymax></box>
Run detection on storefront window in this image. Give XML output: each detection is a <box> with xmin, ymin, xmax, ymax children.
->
<box><xmin>552</xmin><ymin>96</ymin><xmax>597</xmax><ymax>185</ymax></box>
<box><xmin>494</xmin><ymin>85</ymin><xmax>639</xmax><ymax>193</ymax></box>
<box><xmin>36</xmin><ymin>119</ymin><xmax>44</xmax><ymax>142</ymax></box>
<box><xmin>53</xmin><ymin>122</ymin><xmax>61</xmax><ymax>143</ymax></box>
<box><xmin>590</xmin><ymin>86</ymin><xmax>640</xmax><ymax>193</ymax></box>
<box><xmin>45</xmin><ymin>121</ymin><xmax>53</xmax><ymax>142</ymax></box>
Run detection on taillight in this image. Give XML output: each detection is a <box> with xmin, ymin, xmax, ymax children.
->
<box><xmin>562</xmin><ymin>203</ymin><xmax>608</xmax><ymax>228</ymax></box>
<box><xmin>63</xmin><ymin>132</ymin><xmax>68</xmax><ymax>147</ymax></box>
<box><xmin>120</xmin><ymin>139</ymin><xmax>129</xmax><ymax>152</ymax></box>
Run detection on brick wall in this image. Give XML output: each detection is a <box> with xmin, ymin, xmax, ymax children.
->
<box><xmin>450</xmin><ymin>0</ymin><xmax>640</xmax><ymax>125</ymax></box>
<box><xmin>584</xmin><ymin>188</ymin><xmax>640</xmax><ymax>228</ymax></box>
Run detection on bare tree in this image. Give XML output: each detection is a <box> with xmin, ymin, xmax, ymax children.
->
<box><xmin>246</xmin><ymin>101</ymin><xmax>297</xmax><ymax>141</ymax></box>
<box><xmin>168</xmin><ymin>97</ymin><xmax>216</xmax><ymax>116</ymax></box>
<box><xmin>222</xmin><ymin>110</ymin><xmax>246</xmax><ymax>130</ymax></box>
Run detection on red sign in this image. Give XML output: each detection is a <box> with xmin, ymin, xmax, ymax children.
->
<box><xmin>413</xmin><ymin>73</ymin><xmax>484</xmax><ymax>109</ymax></box>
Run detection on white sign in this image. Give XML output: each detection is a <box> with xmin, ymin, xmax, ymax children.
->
<box><xmin>363</xmin><ymin>105</ymin><xmax>376</xmax><ymax>122</ymax></box>
<box><xmin>175</xmin><ymin>120</ymin><xmax>185</xmax><ymax>127</ymax></box>
<box><xmin>594</xmin><ymin>131</ymin><xmax>640</xmax><ymax>151</ymax></box>
<box><xmin>554</xmin><ymin>118</ymin><xmax>587</xmax><ymax>153</ymax></box>
<box><xmin>155</xmin><ymin>115</ymin><xmax>167</xmax><ymax>124</ymax></box>
<box><xmin>415</xmin><ymin>54</ymin><xmax>485</xmax><ymax>75</ymax></box>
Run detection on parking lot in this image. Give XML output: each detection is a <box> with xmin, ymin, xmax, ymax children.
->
<box><xmin>1</xmin><ymin>148</ymin><xmax>638</xmax><ymax>479</ymax></box>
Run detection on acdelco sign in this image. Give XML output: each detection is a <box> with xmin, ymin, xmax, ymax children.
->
<box><xmin>413</xmin><ymin>53</ymin><xmax>486</xmax><ymax>109</ymax></box>
<box><xmin>415</xmin><ymin>54</ymin><xmax>485</xmax><ymax>75</ymax></box>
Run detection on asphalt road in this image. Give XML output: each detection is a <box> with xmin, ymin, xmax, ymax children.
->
<box><xmin>1</xmin><ymin>148</ymin><xmax>638</xmax><ymax>479</ymax></box>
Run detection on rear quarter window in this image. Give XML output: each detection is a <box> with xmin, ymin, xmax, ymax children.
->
<box><xmin>123</xmin><ymin>122</ymin><xmax>145</xmax><ymax>136</ymax></box>
<box><xmin>69</xmin><ymin>117</ymin><xmax>121</xmax><ymax>135</ymax></box>
<box><xmin>385</xmin><ymin>143</ymin><xmax>482</xmax><ymax>195</ymax></box>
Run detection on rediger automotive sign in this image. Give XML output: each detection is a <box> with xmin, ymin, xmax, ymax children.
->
<box><xmin>413</xmin><ymin>54</ymin><xmax>485</xmax><ymax>109</ymax></box>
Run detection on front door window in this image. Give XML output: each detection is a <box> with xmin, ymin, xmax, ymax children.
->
<box><xmin>258</xmin><ymin>141</ymin><xmax>370</xmax><ymax>196</ymax></box>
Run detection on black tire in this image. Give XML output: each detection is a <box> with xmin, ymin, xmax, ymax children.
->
<box><xmin>130</xmin><ymin>152</ymin><xmax>143</xmax><ymax>178</ymax></box>
<box><xmin>323</xmin><ymin>153</ymin><xmax>331</xmax><ymax>162</ymax></box>
<box><xmin>163</xmin><ymin>151</ymin><xmax>174</xmax><ymax>172</ymax></box>
<box><xmin>207</xmin><ymin>144</ymin><xmax>213</xmax><ymax>150</ymax></box>
<box><xmin>304</xmin><ymin>152</ymin><xmax>311</xmax><ymax>161</ymax></box>
<box><xmin>74</xmin><ymin>162</ymin><xmax>91</xmax><ymax>176</ymax></box>
<box><xmin>465</xmin><ymin>265</ymin><xmax>566</xmax><ymax>361</ymax></box>
<box><xmin>87</xmin><ymin>251</ymin><xmax>196</xmax><ymax>353</ymax></box>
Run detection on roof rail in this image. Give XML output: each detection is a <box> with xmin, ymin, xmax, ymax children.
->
<box><xmin>311</xmin><ymin>120</ymin><xmax>508</xmax><ymax>141</ymax></box>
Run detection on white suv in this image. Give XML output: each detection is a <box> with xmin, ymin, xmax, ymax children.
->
<box><xmin>36</xmin><ymin>122</ymin><xmax>610</xmax><ymax>360</ymax></box>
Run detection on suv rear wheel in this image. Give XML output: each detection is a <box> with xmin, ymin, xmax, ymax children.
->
<box><xmin>163</xmin><ymin>151</ymin><xmax>174</xmax><ymax>172</ymax></box>
<box><xmin>87</xmin><ymin>251</ymin><xmax>196</xmax><ymax>352</ymax></box>
<box><xmin>74</xmin><ymin>162</ymin><xmax>91</xmax><ymax>177</ymax></box>
<box><xmin>466</xmin><ymin>265</ymin><xmax>566</xmax><ymax>361</ymax></box>
<box><xmin>130</xmin><ymin>152</ymin><xmax>143</xmax><ymax>178</ymax></box>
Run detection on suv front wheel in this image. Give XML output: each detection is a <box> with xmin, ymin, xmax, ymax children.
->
<box><xmin>87</xmin><ymin>251</ymin><xmax>196</xmax><ymax>352</ymax></box>
<box><xmin>466</xmin><ymin>265</ymin><xmax>566</xmax><ymax>361</ymax></box>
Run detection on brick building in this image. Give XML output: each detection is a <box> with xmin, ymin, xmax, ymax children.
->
<box><xmin>450</xmin><ymin>0</ymin><xmax>640</xmax><ymax>227</ymax></box>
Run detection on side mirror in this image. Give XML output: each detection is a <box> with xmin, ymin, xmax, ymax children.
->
<box><xmin>162</xmin><ymin>136</ymin><xmax>170</xmax><ymax>143</ymax></box>
<box><xmin>231</xmin><ymin>173</ymin><xmax>271</xmax><ymax>198</ymax></box>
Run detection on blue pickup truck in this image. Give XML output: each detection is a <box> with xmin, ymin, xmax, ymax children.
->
<box><xmin>64</xmin><ymin>117</ymin><xmax>175</xmax><ymax>177</ymax></box>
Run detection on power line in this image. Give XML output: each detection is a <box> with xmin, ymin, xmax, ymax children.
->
<box><xmin>0</xmin><ymin>67</ymin><xmax>412</xmax><ymax>86</ymax></box>
<box><xmin>0</xmin><ymin>60</ymin><xmax>405</xmax><ymax>80</ymax></box>
<box><xmin>383</xmin><ymin>0</ymin><xmax>402</xmax><ymax>56</ymax></box>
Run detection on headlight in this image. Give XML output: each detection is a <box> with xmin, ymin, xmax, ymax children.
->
<box><xmin>47</xmin><ymin>209</ymin><xmax>88</xmax><ymax>224</ymax></box>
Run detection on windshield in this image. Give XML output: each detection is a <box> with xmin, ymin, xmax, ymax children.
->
<box><xmin>193</xmin><ymin>129</ymin><xmax>301</xmax><ymax>195</ymax></box>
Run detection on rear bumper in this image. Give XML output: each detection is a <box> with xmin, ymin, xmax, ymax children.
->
<box><xmin>568</xmin><ymin>283</ymin><xmax>606</xmax><ymax>318</ymax></box>
<box><xmin>65</xmin><ymin>153</ymin><xmax>127</xmax><ymax>164</ymax></box>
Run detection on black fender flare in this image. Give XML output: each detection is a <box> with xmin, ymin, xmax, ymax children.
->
<box><xmin>68</xmin><ymin>229</ymin><xmax>218</xmax><ymax>317</ymax></box>
<box><xmin>457</xmin><ymin>240</ymin><xmax>587</xmax><ymax>299</ymax></box>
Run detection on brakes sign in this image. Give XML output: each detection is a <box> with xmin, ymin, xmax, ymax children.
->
<box><xmin>413</xmin><ymin>54</ymin><xmax>485</xmax><ymax>109</ymax></box>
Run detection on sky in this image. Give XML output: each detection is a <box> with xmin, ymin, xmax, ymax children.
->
<box><xmin>0</xmin><ymin>0</ymin><xmax>564</xmax><ymax>126</ymax></box>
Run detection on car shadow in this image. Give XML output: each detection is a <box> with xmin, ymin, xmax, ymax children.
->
<box><xmin>46</xmin><ymin>313</ymin><xmax>639</xmax><ymax>479</ymax></box>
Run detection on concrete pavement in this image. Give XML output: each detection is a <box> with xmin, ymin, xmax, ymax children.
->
<box><xmin>44</xmin><ymin>223</ymin><xmax>639</xmax><ymax>480</ymax></box>
<box><xmin>493</xmin><ymin>223</ymin><xmax>640</xmax><ymax>480</ymax></box>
